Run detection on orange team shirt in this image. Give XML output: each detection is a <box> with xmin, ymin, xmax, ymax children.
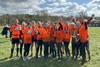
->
<box><xmin>63</xmin><ymin>25</ymin><xmax>72</xmax><ymax>42</ymax></box>
<box><xmin>10</xmin><ymin>24</ymin><xmax>21</xmax><ymax>38</ymax></box>
<box><xmin>49</xmin><ymin>25</ymin><xmax>55</xmax><ymax>41</ymax></box>
<box><xmin>42</xmin><ymin>28</ymin><xmax>50</xmax><ymax>42</ymax></box>
<box><xmin>23</xmin><ymin>27</ymin><xmax>33</xmax><ymax>44</ymax></box>
<box><xmin>36</xmin><ymin>27</ymin><xmax>43</xmax><ymax>40</ymax></box>
<box><xmin>54</xmin><ymin>30</ymin><xmax>64</xmax><ymax>43</ymax></box>
<box><xmin>32</xmin><ymin>25</ymin><xmax>38</xmax><ymax>40</ymax></box>
<box><xmin>79</xmin><ymin>24</ymin><xmax>88</xmax><ymax>42</ymax></box>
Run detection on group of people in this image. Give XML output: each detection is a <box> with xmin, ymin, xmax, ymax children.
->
<box><xmin>8</xmin><ymin>14</ymin><xmax>94</xmax><ymax>64</ymax></box>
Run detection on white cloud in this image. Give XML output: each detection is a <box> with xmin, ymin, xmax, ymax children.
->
<box><xmin>43</xmin><ymin>2</ymin><xmax>87</xmax><ymax>17</ymax></box>
<box><xmin>87</xmin><ymin>0</ymin><xmax>100</xmax><ymax>16</ymax></box>
<box><xmin>48</xmin><ymin>3</ymin><xmax>59</xmax><ymax>7</ymax></box>
<box><xmin>0</xmin><ymin>0</ymin><xmax>87</xmax><ymax>17</ymax></box>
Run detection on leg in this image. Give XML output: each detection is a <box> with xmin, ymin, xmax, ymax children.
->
<box><xmin>9</xmin><ymin>44</ymin><xmax>15</xmax><ymax>58</ymax></box>
<box><xmin>64</xmin><ymin>42</ymin><xmax>70</xmax><ymax>58</ymax></box>
<box><xmin>9</xmin><ymin>38</ymin><xmax>15</xmax><ymax>58</ymax></box>
<box><xmin>26</xmin><ymin>44</ymin><xmax>31</xmax><ymax>56</ymax></box>
<box><xmin>30</xmin><ymin>44</ymin><xmax>33</xmax><ymax>56</ymax></box>
<box><xmin>57</xmin><ymin>43</ymin><xmax>60</xmax><ymax>60</ymax></box>
<box><xmin>39</xmin><ymin>40</ymin><xmax>42</xmax><ymax>56</ymax></box>
<box><xmin>86</xmin><ymin>41</ymin><xmax>91</xmax><ymax>60</ymax></box>
<box><xmin>72</xmin><ymin>43</ymin><xmax>76</xmax><ymax>59</ymax></box>
<box><xmin>44</xmin><ymin>42</ymin><xmax>49</xmax><ymax>59</ymax></box>
<box><xmin>36</xmin><ymin>40</ymin><xmax>39</xmax><ymax>58</ymax></box>
<box><xmin>20</xmin><ymin>43</ymin><xmax>23</xmax><ymax>57</ymax></box>
<box><xmin>80</xmin><ymin>42</ymin><xmax>86</xmax><ymax>64</ymax></box>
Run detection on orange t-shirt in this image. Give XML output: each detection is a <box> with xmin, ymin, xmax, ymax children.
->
<box><xmin>63</xmin><ymin>25</ymin><xmax>72</xmax><ymax>42</ymax></box>
<box><xmin>10</xmin><ymin>24</ymin><xmax>21</xmax><ymax>38</ymax></box>
<box><xmin>35</xmin><ymin>27</ymin><xmax>43</xmax><ymax>40</ymax></box>
<box><xmin>48</xmin><ymin>25</ymin><xmax>55</xmax><ymax>41</ymax></box>
<box><xmin>42</xmin><ymin>28</ymin><xmax>50</xmax><ymax>42</ymax></box>
<box><xmin>79</xmin><ymin>24</ymin><xmax>88</xmax><ymax>42</ymax></box>
<box><xmin>32</xmin><ymin>25</ymin><xmax>38</xmax><ymax>40</ymax></box>
<box><xmin>54</xmin><ymin>30</ymin><xmax>64</xmax><ymax>43</ymax></box>
<box><xmin>23</xmin><ymin>28</ymin><xmax>33</xmax><ymax>44</ymax></box>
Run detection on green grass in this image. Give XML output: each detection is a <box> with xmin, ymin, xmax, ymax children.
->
<box><xmin>0</xmin><ymin>27</ymin><xmax>100</xmax><ymax>67</ymax></box>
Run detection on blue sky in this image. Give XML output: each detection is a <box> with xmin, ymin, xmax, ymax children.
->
<box><xmin>0</xmin><ymin>0</ymin><xmax>100</xmax><ymax>16</ymax></box>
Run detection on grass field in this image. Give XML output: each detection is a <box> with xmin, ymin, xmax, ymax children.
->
<box><xmin>0</xmin><ymin>27</ymin><xmax>100</xmax><ymax>67</ymax></box>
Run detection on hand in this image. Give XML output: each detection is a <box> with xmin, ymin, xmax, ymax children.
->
<box><xmin>91</xmin><ymin>14</ymin><xmax>94</xmax><ymax>18</ymax></box>
<box><xmin>20</xmin><ymin>40</ymin><xmax>22</xmax><ymax>43</ymax></box>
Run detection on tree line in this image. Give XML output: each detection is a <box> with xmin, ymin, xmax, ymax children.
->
<box><xmin>0</xmin><ymin>10</ymin><xmax>100</xmax><ymax>26</ymax></box>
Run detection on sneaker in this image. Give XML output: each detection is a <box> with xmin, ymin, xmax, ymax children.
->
<box><xmin>20</xmin><ymin>56</ymin><xmax>23</xmax><ymax>59</ymax></box>
<box><xmin>23</xmin><ymin>57</ymin><xmax>26</xmax><ymax>61</ymax></box>
<box><xmin>26</xmin><ymin>56</ymin><xmax>29</xmax><ymax>60</ymax></box>
<box><xmin>40</xmin><ymin>53</ymin><xmax>42</xmax><ymax>56</ymax></box>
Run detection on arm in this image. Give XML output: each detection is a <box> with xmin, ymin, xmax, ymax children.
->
<box><xmin>86</xmin><ymin>14</ymin><xmax>94</xmax><ymax>25</ymax></box>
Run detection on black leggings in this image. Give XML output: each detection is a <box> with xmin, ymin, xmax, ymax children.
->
<box><xmin>80</xmin><ymin>41</ymin><xmax>87</xmax><ymax>61</ymax></box>
<box><xmin>50</xmin><ymin>41</ymin><xmax>56</xmax><ymax>57</ymax></box>
<box><xmin>64</xmin><ymin>42</ymin><xmax>70</xmax><ymax>57</ymax></box>
<box><xmin>24</xmin><ymin>44</ymin><xmax>30</xmax><ymax>57</ymax></box>
<box><xmin>36</xmin><ymin>40</ymin><xmax>43</xmax><ymax>56</ymax></box>
<box><xmin>20</xmin><ymin>43</ymin><xmax>23</xmax><ymax>56</ymax></box>
<box><xmin>56</xmin><ymin>42</ymin><xmax>62</xmax><ymax>59</ymax></box>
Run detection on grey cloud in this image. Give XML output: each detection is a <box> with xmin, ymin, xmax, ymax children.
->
<box><xmin>0</xmin><ymin>0</ymin><xmax>28</xmax><ymax>3</ymax></box>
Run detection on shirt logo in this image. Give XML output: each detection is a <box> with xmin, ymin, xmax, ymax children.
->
<box><xmin>27</xmin><ymin>30</ymin><xmax>32</xmax><ymax>34</ymax></box>
<box><xmin>14</xmin><ymin>27</ymin><xmax>19</xmax><ymax>31</ymax></box>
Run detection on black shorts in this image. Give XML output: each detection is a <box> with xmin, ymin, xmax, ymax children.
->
<box><xmin>12</xmin><ymin>38</ymin><xmax>20</xmax><ymax>44</ymax></box>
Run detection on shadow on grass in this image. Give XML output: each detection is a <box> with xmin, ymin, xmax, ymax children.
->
<box><xmin>0</xmin><ymin>56</ymin><xmax>82</xmax><ymax>67</ymax></box>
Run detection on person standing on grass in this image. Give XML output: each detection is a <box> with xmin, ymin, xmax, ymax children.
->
<box><xmin>35</xmin><ymin>21</ymin><xmax>43</xmax><ymax>58</ymax></box>
<box><xmin>54</xmin><ymin>22</ymin><xmax>64</xmax><ymax>60</ymax></box>
<box><xmin>30</xmin><ymin>21</ymin><xmax>37</xmax><ymax>57</ymax></box>
<box><xmin>78</xmin><ymin>14</ymin><xmax>94</xmax><ymax>61</ymax></box>
<box><xmin>76</xmin><ymin>14</ymin><xmax>94</xmax><ymax>64</ymax></box>
<box><xmin>9</xmin><ymin>19</ymin><xmax>21</xmax><ymax>58</ymax></box>
<box><xmin>22</xmin><ymin>23</ymin><xmax>33</xmax><ymax>61</ymax></box>
<box><xmin>63</xmin><ymin>21</ymin><xmax>72</xmax><ymax>58</ymax></box>
<box><xmin>71</xmin><ymin>22</ymin><xmax>81</xmax><ymax>60</ymax></box>
<box><xmin>19</xmin><ymin>22</ymin><xmax>26</xmax><ymax>58</ymax></box>
<box><xmin>42</xmin><ymin>23</ymin><xmax>51</xmax><ymax>59</ymax></box>
<box><xmin>49</xmin><ymin>22</ymin><xmax>56</xmax><ymax>58</ymax></box>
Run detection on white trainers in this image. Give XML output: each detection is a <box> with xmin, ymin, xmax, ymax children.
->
<box><xmin>23</xmin><ymin>57</ymin><xmax>26</xmax><ymax>61</ymax></box>
<box><xmin>26</xmin><ymin>56</ymin><xmax>29</xmax><ymax>60</ymax></box>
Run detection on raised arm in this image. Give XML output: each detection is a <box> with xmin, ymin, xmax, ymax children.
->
<box><xmin>86</xmin><ymin>14</ymin><xmax>94</xmax><ymax>25</ymax></box>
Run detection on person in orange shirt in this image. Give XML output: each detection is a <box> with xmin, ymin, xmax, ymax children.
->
<box><xmin>56</xmin><ymin>18</ymin><xmax>66</xmax><ymax>55</ymax></box>
<box><xmin>63</xmin><ymin>22</ymin><xmax>72</xmax><ymax>58</ymax></box>
<box><xmin>30</xmin><ymin>21</ymin><xmax>37</xmax><ymax>57</ymax></box>
<box><xmin>42</xmin><ymin>23</ymin><xmax>51</xmax><ymax>59</ymax></box>
<box><xmin>22</xmin><ymin>23</ymin><xmax>33</xmax><ymax>61</ymax></box>
<box><xmin>76</xmin><ymin>14</ymin><xmax>94</xmax><ymax>64</ymax></box>
<box><xmin>71</xmin><ymin>23</ymin><xmax>81</xmax><ymax>60</ymax></box>
<box><xmin>54</xmin><ymin>22</ymin><xmax>64</xmax><ymax>60</ymax></box>
<box><xmin>78</xmin><ymin>14</ymin><xmax>94</xmax><ymax>61</ymax></box>
<box><xmin>9</xmin><ymin>19</ymin><xmax>21</xmax><ymax>58</ymax></box>
<box><xmin>49</xmin><ymin>22</ymin><xmax>56</xmax><ymax>58</ymax></box>
<box><xmin>19</xmin><ymin>21</ymin><xmax>26</xmax><ymax>58</ymax></box>
<box><xmin>35</xmin><ymin>21</ymin><xmax>43</xmax><ymax>58</ymax></box>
